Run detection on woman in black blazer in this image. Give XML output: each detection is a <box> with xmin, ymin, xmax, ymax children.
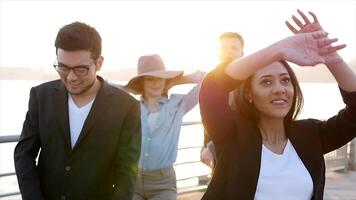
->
<box><xmin>199</xmin><ymin>11</ymin><xmax>356</xmax><ymax>200</ymax></box>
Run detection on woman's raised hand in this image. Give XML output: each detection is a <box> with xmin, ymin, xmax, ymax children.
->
<box><xmin>285</xmin><ymin>9</ymin><xmax>344</xmax><ymax>64</ymax></box>
<box><xmin>286</xmin><ymin>9</ymin><xmax>323</xmax><ymax>34</ymax></box>
<box><xmin>279</xmin><ymin>31</ymin><xmax>345</xmax><ymax>66</ymax></box>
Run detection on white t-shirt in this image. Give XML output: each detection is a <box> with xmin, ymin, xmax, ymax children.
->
<box><xmin>254</xmin><ymin>140</ymin><xmax>313</xmax><ymax>200</ymax></box>
<box><xmin>68</xmin><ymin>96</ymin><xmax>95</xmax><ymax>148</ymax></box>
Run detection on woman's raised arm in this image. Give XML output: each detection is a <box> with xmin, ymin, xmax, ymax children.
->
<box><xmin>225</xmin><ymin>31</ymin><xmax>344</xmax><ymax>81</ymax></box>
<box><xmin>286</xmin><ymin>9</ymin><xmax>356</xmax><ymax>92</ymax></box>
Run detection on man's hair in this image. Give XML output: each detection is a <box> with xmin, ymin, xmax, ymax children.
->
<box><xmin>219</xmin><ymin>32</ymin><xmax>244</xmax><ymax>49</ymax></box>
<box><xmin>55</xmin><ymin>22</ymin><xmax>102</xmax><ymax>60</ymax></box>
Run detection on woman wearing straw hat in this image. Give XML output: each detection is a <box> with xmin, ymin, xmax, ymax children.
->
<box><xmin>118</xmin><ymin>54</ymin><xmax>205</xmax><ymax>200</ymax></box>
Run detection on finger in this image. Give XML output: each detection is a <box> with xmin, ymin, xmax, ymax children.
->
<box><xmin>332</xmin><ymin>44</ymin><xmax>347</xmax><ymax>51</ymax></box>
<box><xmin>312</xmin><ymin>31</ymin><xmax>329</xmax><ymax>39</ymax></box>
<box><xmin>319</xmin><ymin>44</ymin><xmax>346</xmax><ymax>55</ymax></box>
<box><xmin>285</xmin><ymin>21</ymin><xmax>298</xmax><ymax>34</ymax></box>
<box><xmin>318</xmin><ymin>38</ymin><xmax>338</xmax><ymax>48</ymax></box>
<box><xmin>297</xmin><ymin>9</ymin><xmax>310</xmax><ymax>24</ymax></box>
<box><xmin>308</xmin><ymin>11</ymin><xmax>319</xmax><ymax>23</ymax></box>
<box><xmin>292</xmin><ymin>15</ymin><xmax>304</xmax><ymax>28</ymax></box>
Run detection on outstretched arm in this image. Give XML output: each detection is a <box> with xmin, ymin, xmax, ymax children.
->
<box><xmin>286</xmin><ymin>9</ymin><xmax>356</xmax><ymax>92</ymax></box>
<box><xmin>286</xmin><ymin>10</ymin><xmax>356</xmax><ymax>153</ymax></box>
<box><xmin>165</xmin><ymin>70</ymin><xmax>206</xmax><ymax>91</ymax></box>
<box><xmin>225</xmin><ymin>31</ymin><xmax>343</xmax><ymax>80</ymax></box>
<box><xmin>327</xmin><ymin>59</ymin><xmax>356</xmax><ymax>92</ymax></box>
<box><xmin>165</xmin><ymin>70</ymin><xmax>206</xmax><ymax>113</ymax></box>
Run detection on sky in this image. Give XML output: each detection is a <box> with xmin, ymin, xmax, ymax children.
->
<box><xmin>0</xmin><ymin>0</ymin><xmax>355</xmax><ymax>74</ymax></box>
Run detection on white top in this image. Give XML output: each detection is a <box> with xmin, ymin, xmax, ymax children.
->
<box><xmin>68</xmin><ymin>95</ymin><xmax>95</xmax><ymax>148</ymax></box>
<box><xmin>147</xmin><ymin>112</ymin><xmax>159</xmax><ymax>133</ymax></box>
<box><xmin>254</xmin><ymin>140</ymin><xmax>313</xmax><ymax>200</ymax></box>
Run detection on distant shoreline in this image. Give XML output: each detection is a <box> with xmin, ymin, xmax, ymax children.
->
<box><xmin>1</xmin><ymin>63</ymin><xmax>356</xmax><ymax>82</ymax></box>
<box><xmin>0</xmin><ymin>66</ymin><xmax>136</xmax><ymax>81</ymax></box>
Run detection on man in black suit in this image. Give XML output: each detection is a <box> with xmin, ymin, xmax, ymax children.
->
<box><xmin>14</xmin><ymin>22</ymin><xmax>141</xmax><ymax>200</ymax></box>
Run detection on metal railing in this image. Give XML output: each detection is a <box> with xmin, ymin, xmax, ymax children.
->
<box><xmin>0</xmin><ymin>135</ymin><xmax>20</xmax><ymax>198</ymax></box>
<box><xmin>0</xmin><ymin>135</ymin><xmax>19</xmax><ymax>144</ymax></box>
<box><xmin>0</xmin><ymin>121</ymin><xmax>208</xmax><ymax>199</ymax></box>
<box><xmin>325</xmin><ymin>145</ymin><xmax>349</xmax><ymax>172</ymax></box>
<box><xmin>0</xmin><ymin>121</ymin><xmax>354</xmax><ymax>199</ymax></box>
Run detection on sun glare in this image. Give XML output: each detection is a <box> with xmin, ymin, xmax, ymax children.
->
<box><xmin>0</xmin><ymin>1</ymin><xmax>355</xmax><ymax>77</ymax></box>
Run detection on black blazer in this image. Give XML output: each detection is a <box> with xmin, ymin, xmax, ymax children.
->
<box><xmin>199</xmin><ymin>64</ymin><xmax>356</xmax><ymax>200</ymax></box>
<box><xmin>14</xmin><ymin>77</ymin><xmax>141</xmax><ymax>200</ymax></box>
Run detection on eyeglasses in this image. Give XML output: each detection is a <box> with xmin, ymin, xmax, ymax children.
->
<box><xmin>53</xmin><ymin>60</ymin><xmax>95</xmax><ymax>77</ymax></box>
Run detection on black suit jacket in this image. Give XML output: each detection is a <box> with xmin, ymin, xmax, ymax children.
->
<box><xmin>14</xmin><ymin>77</ymin><xmax>141</xmax><ymax>200</ymax></box>
<box><xmin>199</xmin><ymin>64</ymin><xmax>356</xmax><ymax>200</ymax></box>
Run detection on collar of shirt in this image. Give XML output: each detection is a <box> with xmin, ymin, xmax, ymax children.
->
<box><xmin>140</xmin><ymin>96</ymin><xmax>169</xmax><ymax>109</ymax></box>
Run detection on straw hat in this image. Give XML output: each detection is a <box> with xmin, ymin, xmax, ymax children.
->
<box><xmin>125</xmin><ymin>54</ymin><xmax>183</xmax><ymax>94</ymax></box>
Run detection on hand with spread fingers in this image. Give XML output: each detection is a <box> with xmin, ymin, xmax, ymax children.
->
<box><xmin>286</xmin><ymin>9</ymin><xmax>323</xmax><ymax>34</ymax></box>
<box><xmin>279</xmin><ymin>31</ymin><xmax>345</xmax><ymax>67</ymax></box>
<box><xmin>285</xmin><ymin>9</ymin><xmax>344</xmax><ymax>64</ymax></box>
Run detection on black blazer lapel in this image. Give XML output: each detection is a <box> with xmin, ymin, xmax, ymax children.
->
<box><xmin>225</xmin><ymin>117</ymin><xmax>262</xmax><ymax>199</ymax></box>
<box><xmin>72</xmin><ymin>80</ymin><xmax>113</xmax><ymax>152</ymax></box>
<box><xmin>54</xmin><ymin>82</ymin><xmax>72</xmax><ymax>151</ymax></box>
<box><xmin>235</xmin><ymin>121</ymin><xmax>262</xmax><ymax>199</ymax></box>
<box><xmin>287</xmin><ymin>122</ymin><xmax>324</xmax><ymax>198</ymax></box>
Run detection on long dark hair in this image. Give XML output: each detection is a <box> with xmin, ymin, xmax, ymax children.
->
<box><xmin>233</xmin><ymin>60</ymin><xmax>303</xmax><ymax>125</ymax></box>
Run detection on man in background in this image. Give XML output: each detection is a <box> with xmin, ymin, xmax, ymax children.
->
<box><xmin>200</xmin><ymin>32</ymin><xmax>244</xmax><ymax>168</ymax></box>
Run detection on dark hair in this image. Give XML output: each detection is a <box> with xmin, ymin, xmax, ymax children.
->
<box><xmin>219</xmin><ymin>32</ymin><xmax>244</xmax><ymax>49</ymax></box>
<box><xmin>234</xmin><ymin>60</ymin><xmax>303</xmax><ymax>125</ymax></box>
<box><xmin>55</xmin><ymin>22</ymin><xmax>102</xmax><ymax>60</ymax></box>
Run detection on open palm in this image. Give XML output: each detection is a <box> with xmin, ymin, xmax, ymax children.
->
<box><xmin>281</xmin><ymin>32</ymin><xmax>334</xmax><ymax>66</ymax></box>
<box><xmin>285</xmin><ymin>9</ymin><xmax>343</xmax><ymax>64</ymax></box>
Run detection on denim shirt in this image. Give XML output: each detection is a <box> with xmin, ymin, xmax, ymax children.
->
<box><xmin>139</xmin><ymin>84</ymin><xmax>200</xmax><ymax>170</ymax></box>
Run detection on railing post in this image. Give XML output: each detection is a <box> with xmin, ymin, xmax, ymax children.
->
<box><xmin>348</xmin><ymin>138</ymin><xmax>356</xmax><ymax>170</ymax></box>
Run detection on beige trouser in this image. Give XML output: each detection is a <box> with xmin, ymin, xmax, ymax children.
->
<box><xmin>132</xmin><ymin>166</ymin><xmax>177</xmax><ymax>200</ymax></box>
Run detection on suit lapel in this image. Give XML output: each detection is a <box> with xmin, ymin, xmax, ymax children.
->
<box><xmin>72</xmin><ymin>79</ymin><xmax>113</xmax><ymax>152</ymax></box>
<box><xmin>287</xmin><ymin>122</ymin><xmax>323</xmax><ymax>196</ymax></box>
<box><xmin>229</xmin><ymin>117</ymin><xmax>262</xmax><ymax>199</ymax></box>
<box><xmin>54</xmin><ymin>82</ymin><xmax>72</xmax><ymax>151</ymax></box>
<box><xmin>239</xmin><ymin>122</ymin><xmax>262</xmax><ymax>199</ymax></box>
